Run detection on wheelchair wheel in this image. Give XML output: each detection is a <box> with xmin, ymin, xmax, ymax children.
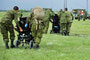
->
<box><xmin>21</xmin><ymin>42</ymin><xmax>24</xmax><ymax>47</ymax></box>
<box><xmin>15</xmin><ymin>40</ymin><xmax>20</xmax><ymax>48</ymax></box>
<box><xmin>29</xmin><ymin>40</ymin><xmax>33</xmax><ymax>49</ymax></box>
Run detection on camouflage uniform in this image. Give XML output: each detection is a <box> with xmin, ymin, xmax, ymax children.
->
<box><xmin>31</xmin><ymin>20</ymin><xmax>44</xmax><ymax>45</ymax></box>
<box><xmin>83</xmin><ymin>13</ymin><xmax>87</xmax><ymax>21</ymax></box>
<box><xmin>0</xmin><ymin>10</ymin><xmax>19</xmax><ymax>43</ymax></box>
<box><xmin>77</xmin><ymin>13</ymin><xmax>80</xmax><ymax>21</ymax></box>
<box><xmin>83</xmin><ymin>10</ymin><xmax>87</xmax><ymax>21</ymax></box>
<box><xmin>58</xmin><ymin>9</ymin><xmax>63</xmax><ymax>17</ymax></box>
<box><xmin>59</xmin><ymin>10</ymin><xmax>73</xmax><ymax>35</ymax></box>
<box><xmin>58</xmin><ymin>11</ymin><xmax>67</xmax><ymax>35</ymax></box>
<box><xmin>26</xmin><ymin>7</ymin><xmax>45</xmax><ymax>46</ymax></box>
<box><xmin>65</xmin><ymin>11</ymin><xmax>73</xmax><ymax>35</ymax></box>
<box><xmin>43</xmin><ymin>10</ymin><xmax>54</xmax><ymax>34</ymax></box>
<box><xmin>58</xmin><ymin>10</ymin><xmax>63</xmax><ymax>31</ymax></box>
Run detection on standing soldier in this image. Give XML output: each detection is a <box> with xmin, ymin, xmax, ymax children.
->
<box><xmin>58</xmin><ymin>9</ymin><xmax>63</xmax><ymax>16</ymax></box>
<box><xmin>58</xmin><ymin>9</ymin><xmax>63</xmax><ymax>31</ymax></box>
<box><xmin>83</xmin><ymin>10</ymin><xmax>87</xmax><ymax>21</ymax></box>
<box><xmin>65</xmin><ymin>8</ymin><xmax>73</xmax><ymax>36</ymax></box>
<box><xmin>77</xmin><ymin>13</ymin><xmax>80</xmax><ymax>21</ymax></box>
<box><xmin>26</xmin><ymin>7</ymin><xmax>45</xmax><ymax>49</ymax></box>
<box><xmin>0</xmin><ymin>6</ymin><xmax>20</xmax><ymax>49</ymax></box>
<box><xmin>43</xmin><ymin>9</ymin><xmax>54</xmax><ymax>34</ymax></box>
<box><xmin>58</xmin><ymin>9</ymin><xmax>67</xmax><ymax>35</ymax></box>
<box><xmin>83</xmin><ymin>13</ymin><xmax>86</xmax><ymax>21</ymax></box>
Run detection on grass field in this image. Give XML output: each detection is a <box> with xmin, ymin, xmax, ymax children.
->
<box><xmin>0</xmin><ymin>12</ymin><xmax>90</xmax><ymax>60</ymax></box>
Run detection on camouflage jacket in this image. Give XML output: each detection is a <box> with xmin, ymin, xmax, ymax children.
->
<box><xmin>58</xmin><ymin>11</ymin><xmax>63</xmax><ymax>17</ymax></box>
<box><xmin>26</xmin><ymin>12</ymin><xmax>45</xmax><ymax>30</ymax></box>
<box><xmin>43</xmin><ymin>10</ymin><xmax>54</xmax><ymax>22</ymax></box>
<box><xmin>0</xmin><ymin>10</ymin><xmax>19</xmax><ymax>26</ymax></box>
<box><xmin>59</xmin><ymin>12</ymin><xmax>67</xmax><ymax>23</ymax></box>
<box><xmin>65</xmin><ymin>11</ymin><xmax>73</xmax><ymax>23</ymax></box>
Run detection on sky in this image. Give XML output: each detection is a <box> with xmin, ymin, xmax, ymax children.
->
<box><xmin>0</xmin><ymin>0</ymin><xmax>90</xmax><ymax>11</ymax></box>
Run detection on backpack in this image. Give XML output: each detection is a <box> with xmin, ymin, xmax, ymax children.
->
<box><xmin>32</xmin><ymin>7</ymin><xmax>45</xmax><ymax>20</ymax></box>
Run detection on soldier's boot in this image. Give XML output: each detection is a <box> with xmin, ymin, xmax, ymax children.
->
<box><xmin>64</xmin><ymin>30</ymin><xmax>67</xmax><ymax>36</ymax></box>
<box><xmin>83</xmin><ymin>19</ymin><xmax>85</xmax><ymax>21</ymax></box>
<box><xmin>5</xmin><ymin>43</ymin><xmax>9</xmax><ymax>49</ymax></box>
<box><xmin>11</xmin><ymin>40</ymin><xmax>15</xmax><ymax>48</ymax></box>
<box><xmin>35</xmin><ymin>44</ymin><xmax>39</xmax><ymax>50</ymax></box>
<box><xmin>67</xmin><ymin>32</ymin><xmax>69</xmax><ymax>36</ymax></box>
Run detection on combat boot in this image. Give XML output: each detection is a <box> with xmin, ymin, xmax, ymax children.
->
<box><xmin>64</xmin><ymin>30</ymin><xmax>67</xmax><ymax>36</ymax></box>
<box><xmin>34</xmin><ymin>44</ymin><xmax>39</xmax><ymax>50</ymax></box>
<box><xmin>11</xmin><ymin>40</ymin><xmax>15</xmax><ymax>48</ymax></box>
<box><xmin>5</xmin><ymin>43</ymin><xmax>9</xmax><ymax>49</ymax></box>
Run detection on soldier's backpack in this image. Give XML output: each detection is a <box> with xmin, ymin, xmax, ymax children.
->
<box><xmin>32</xmin><ymin>7</ymin><xmax>45</xmax><ymax>20</ymax></box>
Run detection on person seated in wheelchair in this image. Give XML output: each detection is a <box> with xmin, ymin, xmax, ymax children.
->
<box><xmin>50</xmin><ymin>14</ymin><xmax>60</xmax><ymax>33</ymax></box>
<box><xmin>16</xmin><ymin>17</ymin><xmax>30</xmax><ymax>34</ymax></box>
<box><xmin>15</xmin><ymin>17</ymin><xmax>34</xmax><ymax>49</ymax></box>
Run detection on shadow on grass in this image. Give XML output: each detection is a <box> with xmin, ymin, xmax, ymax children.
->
<box><xmin>70</xmin><ymin>34</ymin><xmax>90</xmax><ymax>37</ymax></box>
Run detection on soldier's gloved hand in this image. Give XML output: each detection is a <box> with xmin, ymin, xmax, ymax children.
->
<box><xmin>19</xmin><ymin>27</ymin><xmax>23</xmax><ymax>32</ymax></box>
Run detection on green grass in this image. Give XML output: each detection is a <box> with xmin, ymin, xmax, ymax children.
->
<box><xmin>0</xmin><ymin>12</ymin><xmax>6</xmax><ymax>17</ymax></box>
<box><xmin>0</xmin><ymin>12</ymin><xmax>90</xmax><ymax>60</ymax></box>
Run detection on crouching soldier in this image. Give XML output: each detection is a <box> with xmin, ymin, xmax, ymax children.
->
<box><xmin>0</xmin><ymin>6</ymin><xmax>20</xmax><ymax>49</ymax></box>
<box><xmin>26</xmin><ymin>7</ymin><xmax>45</xmax><ymax>49</ymax></box>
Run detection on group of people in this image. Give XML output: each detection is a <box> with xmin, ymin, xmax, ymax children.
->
<box><xmin>58</xmin><ymin>8</ymin><xmax>74</xmax><ymax>36</ymax></box>
<box><xmin>77</xmin><ymin>10</ymin><xmax>87</xmax><ymax>21</ymax></box>
<box><xmin>0</xmin><ymin>6</ymin><xmax>73</xmax><ymax>49</ymax></box>
<box><xmin>44</xmin><ymin>8</ymin><xmax>73</xmax><ymax>36</ymax></box>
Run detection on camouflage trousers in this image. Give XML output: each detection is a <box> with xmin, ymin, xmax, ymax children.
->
<box><xmin>60</xmin><ymin>22</ymin><xmax>72</xmax><ymax>33</ymax></box>
<box><xmin>78</xmin><ymin>17</ymin><xmax>80</xmax><ymax>21</ymax></box>
<box><xmin>66</xmin><ymin>22</ymin><xmax>72</xmax><ymax>33</ymax></box>
<box><xmin>31</xmin><ymin>29</ymin><xmax>43</xmax><ymax>45</ymax></box>
<box><xmin>1</xmin><ymin>23</ymin><xmax>15</xmax><ymax>43</ymax></box>
<box><xmin>60</xmin><ymin>23</ymin><xmax>67</xmax><ymax>33</ymax></box>
<box><xmin>43</xmin><ymin>21</ymin><xmax>49</xmax><ymax>34</ymax></box>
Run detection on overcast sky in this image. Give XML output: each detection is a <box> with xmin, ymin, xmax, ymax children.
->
<box><xmin>0</xmin><ymin>0</ymin><xmax>90</xmax><ymax>11</ymax></box>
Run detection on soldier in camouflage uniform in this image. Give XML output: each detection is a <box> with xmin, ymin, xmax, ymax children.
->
<box><xmin>77</xmin><ymin>13</ymin><xmax>80</xmax><ymax>21</ymax></box>
<box><xmin>58</xmin><ymin>9</ymin><xmax>63</xmax><ymax>31</ymax></box>
<box><xmin>59</xmin><ymin>8</ymin><xmax>73</xmax><ymax>36</ymax></box>
<box><xmin>83</xmin><ymin>10</ymin><xmax>87</xmax><ymax>21</ymax></box>
<box><xmin>58</xmin><ymin>9</ymin><xmax>67</xmax><ymax>35</ymax></box>
<box><xmin>0</xmin><ymin>6</ymin><xmax>20</xmax><ymax>49</ymax></box>
<box><xmin>26</xmin><ymin>7</ymin><xmax>45</xmax><ymax>49</ymax></box>
<box><xmin>43</xmin><ymin>9</ymin><xmax>54</xmax><ymax>34</ymax></box>
<box><xmin>65</xmin><ymin>8</ymin><xmax>73</xmax><ymax>36</ymax></box>
<box><xmin>58</xmin><ymin>9</ymin><xmax>63</xmax><ymax>16</ymax></box>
